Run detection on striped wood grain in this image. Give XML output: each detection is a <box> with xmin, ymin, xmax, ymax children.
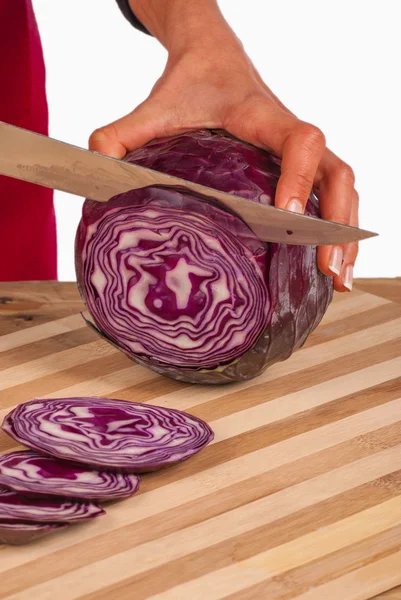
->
<box><xmin>0</xmin><ymin>289</ymin><xmax>400</xmax><ymax>600</ymax></box>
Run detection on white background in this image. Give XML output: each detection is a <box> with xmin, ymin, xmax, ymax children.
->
<box><xmin>32</xmin><ymin>0</ymin><xmax>400</xmax><ymax>282</ymax></box>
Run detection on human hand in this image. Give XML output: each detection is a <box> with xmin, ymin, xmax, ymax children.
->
<box><xmin>89</xmin><ymin>3</ymin><xmax>357</xmax><ymax>292</ymax></box>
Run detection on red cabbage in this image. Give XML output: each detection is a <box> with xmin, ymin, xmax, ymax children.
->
<box><xmin>0</xmin><ymin>485</ymin><xmax>104</xmax><ymax>522</ymax></box>
<box><xmin>75</xmin><ymin>130</ymin><xmax>333</xmax><ymax>384</ymax></box>
<box><xmin>0</xmin><ymin>521</ymin><xmax>67</xmax><ymax>546</ymax></box>
<box><xmin>2</xmin><ymin>397</ymin><xmax>214</xmax><ymax>473</ymax></box>
<box><xmin>0</xmin><ymin>450</ymin><xmax>140</xmax><ymax>501</ymax></box>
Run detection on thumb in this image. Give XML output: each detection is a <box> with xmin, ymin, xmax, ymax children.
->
<box><xmin>88</xmin><ymin>101</ymin><xmax>162</xmax><ymax>159</ymax></box>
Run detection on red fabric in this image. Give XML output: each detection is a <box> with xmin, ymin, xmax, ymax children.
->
<box><xmin>0</xmin><ymin>0</ymin><xmax>57</xmax><ymax>281</ymax></box>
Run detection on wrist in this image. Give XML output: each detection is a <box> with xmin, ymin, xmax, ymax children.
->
<box><xmin>128</xmin><ymin>0</ymin><xmax>240</xmax><ymax>57</ymax></box>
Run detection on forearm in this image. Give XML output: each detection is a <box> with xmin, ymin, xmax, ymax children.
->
<box><xmin>127</xmin><ymin>0</ymin><xmax>240</xmax><ymax>55</ymax></box>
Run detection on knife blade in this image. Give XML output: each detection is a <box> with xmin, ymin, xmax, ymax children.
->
<box><xmin>0</xmin><ymin>121</ymin><xmax>377</xmax><ymax>246</ymax></box>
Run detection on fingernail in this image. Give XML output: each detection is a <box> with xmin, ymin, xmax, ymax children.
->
<box><xmin>286</xmin><ymin>199</ymin><xmax>304</xmax><ymax>214</ymax></box>
<box><xmin>328</xmin><ymin>246</ymin><xmax>343</xmax><ymax>276</ymax></box>
<box><xmin>343</xmin><ymin>264</ymin><xmax>354</xmax><ymax>291</ymax></box>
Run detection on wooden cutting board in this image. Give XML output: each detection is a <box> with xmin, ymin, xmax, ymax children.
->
<box><xmin>0</xmin><ymin>287</ymin><xmax>401</xmax><ymax>600</ymax></box>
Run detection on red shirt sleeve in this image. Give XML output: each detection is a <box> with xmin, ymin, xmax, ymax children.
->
<box><xmin>0</xmin><ymin>0</ymin><xmax>57</xmax><ymax>281</ymax></box>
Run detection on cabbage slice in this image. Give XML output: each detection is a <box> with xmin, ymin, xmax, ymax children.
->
<box><xmin>2</xmin><ymin>397</ymin><xmax>214</xmax><ymax>473</ymax></box>
<box><xmin>0</xmin><ymin>450</ymin><xmax>140</xmax><ymax>500</ymax></box>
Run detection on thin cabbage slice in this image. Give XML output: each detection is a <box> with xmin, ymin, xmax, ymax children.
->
<box><xmin>0</xmin><ymin>486</ymin><xmax>104</xmax><ymax>523</ymax></box>
<box><xmin>2</xmin><ymin>397</ymin><xmax>214</xmax><ymax>473</ymax></box>
<box><xmin>0</xmin><ymin>450</ymin><xmax>140</xmax><ymax>500</ymax></box>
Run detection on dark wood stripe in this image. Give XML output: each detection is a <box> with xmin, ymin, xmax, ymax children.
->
<box><xmin>0</xmin><ymin>352</ymin><xmax>128</xmax><ymax>409</ymax></box>
<box><xmin>332</xmin><ymin>289</ymin><xmax>365</xmax><ymax>302</ymax></box>
<box><xmin>0</xmin><ymin>431</ymin><xmax>18</xmax><ymax>454</ymax></box>
<box><xmin>0</xmin><ymin>327</ymin><xmax>92</xmax><ymax>369</ymax></box>
<box><xmin>102</xmin><ymin>376</ymin><xmax>190</xmax><ymax>405</ymax></box>
<box><xmin>0</xmin><ymin>282</ymin><xmax>82</xmax><ymax>336</ymax></box>
<box><xmin>304</xmin><ymin>302</ymin><xmax>401</xmax><ymax>348</ymax></box>
<box><xmin>355</xmin><ymin>279</ymin><xmax>401</xmax><ymax>306</ymax></box>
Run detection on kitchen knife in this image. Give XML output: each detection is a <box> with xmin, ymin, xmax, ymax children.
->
<box><xmin>0</xmin><ymin>121</ymin><xmax>377</xmax><ymax>246</ymax></box>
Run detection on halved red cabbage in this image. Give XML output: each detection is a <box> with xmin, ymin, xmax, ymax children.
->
<box><xmin>75</xmin><ymin>129</ymin><xmax>333</xmax><ymax>384</ymax></box>
<box><xmin>2</xmin><ymin>397</ymin><xmax>214</xmax><ymax>473</ymax></box>
<box><xmin>0</xmin><ymin>450</ymin><xmax>140</xmax><ymax>501</ymax></box>
<box><xmin>0</xmin><ymin>521</ymin><xmax>67</xmax><ymax>546</ymax></box>
<box><xmin>0</xmin><ymin>486</ymin><xmax>104</xmax><ymax>522</ymax></box>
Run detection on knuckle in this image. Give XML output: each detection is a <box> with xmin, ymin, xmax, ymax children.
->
<box><xmin>297</xmin><ymin>122</ymin><xmax>326</xmax><ymax>150</ymax></box>
<box><xmin>334</xmin><ymin>160</ymin><xmax>355</xmax><ymax>186</ymax></box>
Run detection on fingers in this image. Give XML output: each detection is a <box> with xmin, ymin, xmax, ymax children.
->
<box><xmin>336</xmin><ymin>189</ymin><xmax>359</xmax><ymax>292</ymax></box>
<box><xmin>273</xmin><ymin>123</ymin><xmax>326</xmax><ymax>214</ymax></box>
<box><xmin>227</xmin><ymin>104</ymin><xmax>326</xmax><ymax>214</ymax></box>
<box><xmin>248</xmin><ymin>103</ymin><xmax>358</xmax><ymax>292</ymax></box>
<box><xmin>88</xmin><ymin>102</ymin><xmax>161</xmax><ymax>158</ymax></box>
<box><xmin>318</xmin><ymin>183</ymin><xmax>359</xmax><ymax>292</ymax></box>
